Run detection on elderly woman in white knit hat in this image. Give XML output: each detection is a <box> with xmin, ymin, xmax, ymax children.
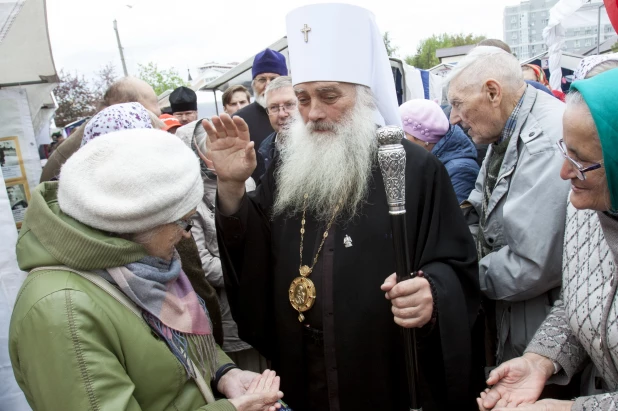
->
<box><xmin>8</xmin><ymin>129</ymin><xmax>283</xmax><ymax>411</ymax></box>
<box><xmin>399</xmin><ymin>98</ymin><xmax>480</xmax><ymax>203</ymax></box>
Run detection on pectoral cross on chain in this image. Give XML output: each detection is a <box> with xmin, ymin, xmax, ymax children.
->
<box><xmin>301</xmin><ymin>24</ymin><xmax>311</xmax><ymax>43</ymax></box>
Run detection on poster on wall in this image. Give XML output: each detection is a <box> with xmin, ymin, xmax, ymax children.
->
<box><xmin>5</xmin><ymin>181</ymin><xmax>29</xmax><ymax>229</ymax></box>
<box><xmin>0</xmin><ymin>89</ymin><xmax>41</xmax><ymax>231</ymax></box>
<box><xmin>0</xmin><ymin>136</ymin><xmax>25</xmax><ymax>181</ymax></box>
<box><xmin>0</xmin><ymin>89</ymin><xmax>43</xmax><ymax>194</ymax></box>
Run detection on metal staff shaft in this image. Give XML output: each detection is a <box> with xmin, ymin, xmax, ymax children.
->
<box><xmin>377</xmin><ymin>126</ymin><xmax>422</xmax><ymax>411</ymax></box>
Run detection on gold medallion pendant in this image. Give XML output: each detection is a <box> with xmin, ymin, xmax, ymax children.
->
<box><xmin>289</xmin><ymin>265</ymin><xmax>316</xmax><ymax>322</ymax></box>
<box><xmin>291</xmin><ymin>195</ymin><xmax>340</xmax><ymax>323</ymax></box>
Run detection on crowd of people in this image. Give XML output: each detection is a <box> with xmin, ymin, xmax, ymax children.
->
<box><xmin>5</xmin><ymin>2</ymin><xmax>618</xmax><ymax>411</ymax></box>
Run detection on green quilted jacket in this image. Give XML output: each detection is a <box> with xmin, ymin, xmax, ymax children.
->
<box><xmin>9</xmin><ymin>182</ymin><xmax>236</xmax><ymax>411</ymax></box>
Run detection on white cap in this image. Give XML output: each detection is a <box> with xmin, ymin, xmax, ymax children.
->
<box><xmin>58</xmin><ymin>129</ymin><xmax>204</xmax><ymax>234</ymax></box>
<box><xmin>286</xmin><ymin>3</ymin><xmax>401</xmax><ymax>127</ymax></box>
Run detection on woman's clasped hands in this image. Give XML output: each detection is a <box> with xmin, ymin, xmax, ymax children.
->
<box><xmin>219</xmin><ymin>369</ymin><xmax>284</xmax><ymax>411</ymax></box>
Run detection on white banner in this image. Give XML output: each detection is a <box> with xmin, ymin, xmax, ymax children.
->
<box><xmin>0</xmin><ymin>88</ymin><xmax>43</xmax><ymax>198</ymax></box>
<box><xmin>0</xmin><ymin>87</ymin><xmax>34</xmax><ymax>411</ymax></box>
<box><xmin>544</xmin><ymin>0</ymin><xmax>587</xmax><ymax>90</ymax></box>
<box><xmin>0</xmin><ymin>167</ymin><xmax>30</xmax><ymax>411</ymax></box>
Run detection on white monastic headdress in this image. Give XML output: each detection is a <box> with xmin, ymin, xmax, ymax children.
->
<box><xmin>285</xmin><ymin>3</ymin><xmax>402</xmax><ymax>127</ymax></box>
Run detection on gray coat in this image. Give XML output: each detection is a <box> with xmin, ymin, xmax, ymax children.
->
<box><xmin>463</xmin><ymin>86</ymin><xmax>570</xmax><ymax>363</ymax></box>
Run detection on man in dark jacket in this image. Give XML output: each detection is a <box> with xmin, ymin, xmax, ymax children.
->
<box><xmin>234</xmin><ymin>48</ymin><xmax>288</xmax><ymax>181</ymax></box>
<box><xmin>256</xmin><ymin>76</ymin><xmax>296</xmax><ymax>181</ymax></box>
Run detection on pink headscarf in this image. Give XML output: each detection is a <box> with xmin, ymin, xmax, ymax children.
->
<box><xmin>81</xmin><ymin>102</ymin><xmax>152</xmax><ymax>147</ymax></box>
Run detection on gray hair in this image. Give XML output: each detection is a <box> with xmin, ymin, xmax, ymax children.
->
<box><xmin>565</xmin><ymin>90</ymin><xmax>587</xmax><ymax>110</ymax></box>
<box><xmin>565</xmin><ymin>91</ymin><xmax>596</xmax><ymax>134</ymax></box>
<box><xmin>355</xmin><ymin>84</ymin><xmax>377</xmax><ymax>109</ymax></box>
<box><xmin>265</xmin><ymin>76</ymin><xmax>293</xmax><ymax>101</ymax></box>
<box><xmin>446</xmin><ymin>46</ymin><xmax>524</xmax><ymax>92</ymax></box>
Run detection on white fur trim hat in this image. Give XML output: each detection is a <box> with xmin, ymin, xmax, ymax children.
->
<box><xmin>58</xmin><ymin>128</ymin><xmax>203</xmax><ymax>234</ymax></box>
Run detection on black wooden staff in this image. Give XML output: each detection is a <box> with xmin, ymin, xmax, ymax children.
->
<box><xmin>377</xmin><ymin>126</ymin><xmax>422</xmax><ymax>411</ymax></box>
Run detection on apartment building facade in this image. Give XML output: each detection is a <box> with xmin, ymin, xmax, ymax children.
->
<box><xmin>504</xmin><ymin>0</ymin><xmax>616</xmax><ymax>59</ymax></box>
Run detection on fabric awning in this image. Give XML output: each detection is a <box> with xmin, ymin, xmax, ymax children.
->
<box><xmin>0</xmin><ymin>0</ymin><xmax>58</xmax><ymax>87</ymax></box>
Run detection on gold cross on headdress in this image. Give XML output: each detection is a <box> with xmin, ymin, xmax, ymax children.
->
<box><xmin>301</xmin><ymin>24</ymin><xmax>311</xmax><ymax>43</ymax></box>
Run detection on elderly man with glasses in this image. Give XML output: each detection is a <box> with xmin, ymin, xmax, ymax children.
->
<box><xmin>252</xmin><ymin>76</ymin><xmax>297</xmax><ymax>181</ymax></box>
<box><xmin>234</xmin><ymin>49</ymin><xmax>288</xmax><ymax>180</ymax></box>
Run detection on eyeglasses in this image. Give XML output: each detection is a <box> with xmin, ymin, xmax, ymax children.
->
<box><xmin>255</xmin><ymin>76</ymin><xmax>279</xmax><ymax>85</ymax></box>
<box><xmin>266</xmin><ymin>102</ymin><xmax>297</xmax><ymax>115</ymax></box>
<box><xmin>174</xmin><ymin>218</ymin><xmax>193</xmax><ymax>232</ymax></box>
<box><xmin>556</xmin><ymin>139</ymin><xmax>603</xmax><ymax>181</ymax></box>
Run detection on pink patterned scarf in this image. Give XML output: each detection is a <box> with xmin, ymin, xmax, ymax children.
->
<box><xmin>100</xmin><ymin>252</ymin><xmax>217</xmax><ymax>378</ymax></box>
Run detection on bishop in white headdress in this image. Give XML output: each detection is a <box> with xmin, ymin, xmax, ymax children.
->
<box><xmin>207</xmin><ymin>4</ymin><xmax>482</xmax><ymax>410</ymax></box>
<box><xmin>286</xmin><ymin>3</ymin><xmax>401</xmax><ymax>127</ymax></box>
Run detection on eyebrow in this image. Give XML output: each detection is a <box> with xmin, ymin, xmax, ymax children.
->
<box><xmin>316</xmin><ymin>87</ymin><xmax>341</xmax><ymax>93</ymax></box>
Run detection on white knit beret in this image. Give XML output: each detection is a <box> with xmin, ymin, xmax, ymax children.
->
<box><xmin>58</xmin><ymin>128</ymin><xmax>204</xmax><ymax>234</ymax></box>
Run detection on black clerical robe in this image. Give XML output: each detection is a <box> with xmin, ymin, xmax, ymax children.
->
<box><xmin>216</xmin><ymin>139</ymin><xmax>481</xmax><ymax>411</ymax></box>
<box><xmin>233</xmin><ymin>102</ymin><xmax>273</xmax><ymax>181</ymax></box>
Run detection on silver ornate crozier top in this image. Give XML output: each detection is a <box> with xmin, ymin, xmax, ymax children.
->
<box><xmin>377</xmin><ymin>126</ymin><xmax>406</xmax><ymax>215</ymax></box>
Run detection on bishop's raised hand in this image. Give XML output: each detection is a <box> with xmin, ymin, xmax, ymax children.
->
<box><xmin>202</xmin><ymin>114</ymin><xmax>256</xmax><ymax>184</ymax></box>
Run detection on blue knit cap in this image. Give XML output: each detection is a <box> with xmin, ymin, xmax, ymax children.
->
<box><xmin>252</xmin><ymin>48</ymin><xmax>288</xmax><ymax>79</ymax></box>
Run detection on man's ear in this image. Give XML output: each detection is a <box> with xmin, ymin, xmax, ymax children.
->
<box><xmin>484</xmin><ymin>79</ymin><xmax>503</xmax><ymax>107</ymax></box>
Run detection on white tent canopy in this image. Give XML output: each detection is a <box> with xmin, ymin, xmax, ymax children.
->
<box><xmin>1</xmin><ymin>0</ymin><xmax>58</xmax><ymax>146</ymax></box>
<box><xmin>543</xmin><ymin>0</ymin><xmax>609</xmax><ymax>90</ymax></box>
<box><xmin>0</xmin><ymin>0</ymin><xmax>58</xmax><ymax>87</ymax></box>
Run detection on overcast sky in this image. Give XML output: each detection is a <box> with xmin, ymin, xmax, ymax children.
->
<box><xmin>46</xmin><ymin>0</ymin><xmax>522</xmax><ymax>80</ymax></box>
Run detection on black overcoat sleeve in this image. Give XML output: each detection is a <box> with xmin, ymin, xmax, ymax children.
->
<box><xmin>402</xmin><ymin>139</ymin><xmax>481</xmax><ymax>407</ymax></box>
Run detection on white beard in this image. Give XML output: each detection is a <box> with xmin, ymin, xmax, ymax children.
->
<box><xmin>253</xmin><ymin>84</ymin><xmax>267</xmax><ymax>108</ymax></box>
<box><xmin>272</xmin><ymin>87</ymin><xmax>378</xmax><ymax>223</ymax></box>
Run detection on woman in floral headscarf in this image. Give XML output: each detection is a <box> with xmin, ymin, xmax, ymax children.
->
<box><xmin>81</xmin><ymin>102</ymin><xmax>154</xmax><ymax>147</ymax></box>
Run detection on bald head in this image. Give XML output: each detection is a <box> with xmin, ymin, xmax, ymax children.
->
<box><xmin>103</xmin><ymin>77</ymin><xmax>161</xmax><ymax>115</ymax></box>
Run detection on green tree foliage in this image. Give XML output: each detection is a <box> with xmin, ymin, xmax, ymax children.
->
<box><xmin>53</xmin><ymin>64</ymin><xmax>118</xmax><ymax>127</ymax></box>
<box><xmin>383</xmin><ymin>31</ymin><xmax>398</xmax><ymax>57</ymax></box>
<box><xmin>137</xmin><ymin>62</ymin><xmax>188</xmax><ymax>96</ymax></box>
<box><xmin>405</xmin><ymin>33</ymin><xmax>487</xmax><ymax>69</ymax></box>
